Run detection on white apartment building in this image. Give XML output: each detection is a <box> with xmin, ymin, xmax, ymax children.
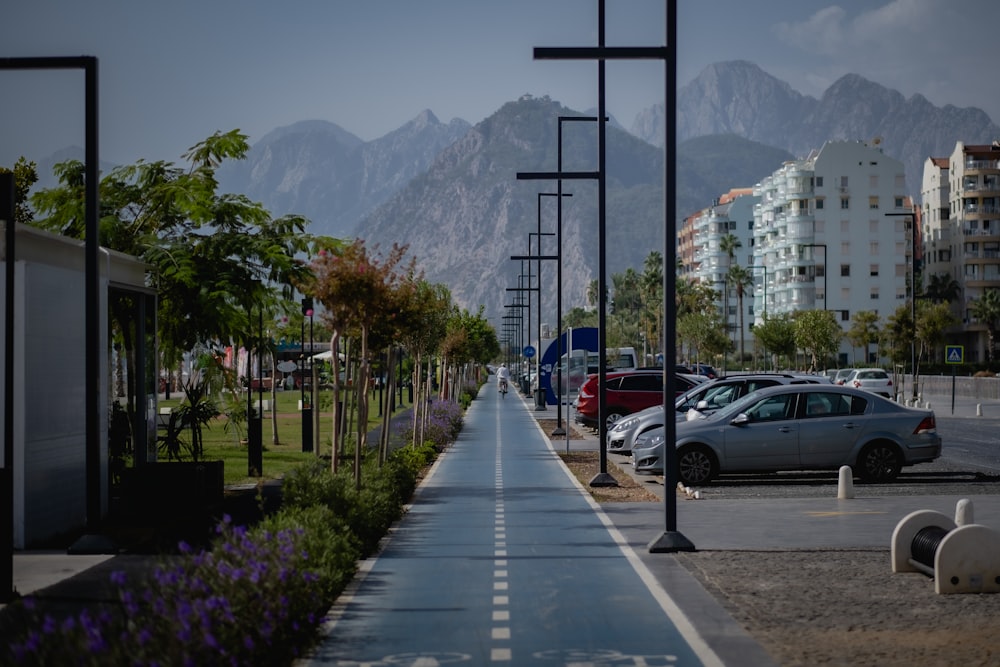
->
<box><xmin>686</xmin><ymin>189</ymin><xmax>759</xmax><ymax>361</ymax></box>
<box><xmin>922</xmin><ymin>141</ymin><xmax>1000</xmax><ymax>362</ymax></box>
<box><xmin>753</xmin><ymin>140</ymin><xmax>910</xmax><ymax>365</ymax></box>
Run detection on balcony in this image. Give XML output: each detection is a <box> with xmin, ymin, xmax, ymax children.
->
<box><xmin>965</xmin><ymin>159</ymin><xmax>1000</xmax><ymax>172</ymax></box>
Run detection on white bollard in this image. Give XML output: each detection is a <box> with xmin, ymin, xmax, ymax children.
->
<box><xmin>977</xmin><ymin>403</ymin><xmax>983</xmax><ymax>417</ymax></box>
<box><xmin>956</xmin><ymin>498</ymin><xmax>974</xmax><ymax>526</ymax></box>
<box><xmin>837</xmin><ymin>465</ymin><xmax>854</xmax><ymax>499</ymax></box>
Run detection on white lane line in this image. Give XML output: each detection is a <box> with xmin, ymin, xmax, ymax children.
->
<box><xmin>533</xmin><ymin>419</ymin><xmax>726</xmax><ymax>667</ymax></box>
<box><xmin>493</xmin><ymin>394</ymin><xmax>512</xmax><ymax>664</ymax></box>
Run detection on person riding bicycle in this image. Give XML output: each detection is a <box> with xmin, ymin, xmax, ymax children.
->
<box><xmin>496</xmin><ymin>363</ymin><xmax>510</xmax><ymax>394</ymax></box>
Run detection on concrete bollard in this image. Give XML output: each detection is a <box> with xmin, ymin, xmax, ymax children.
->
<box><xmin>956</xmin><ymin>498</ymin><xmax>974</xmax><ymax>526</ymax></box>
<box><xmin>837</xmin><ymin>465</ymin><xmax>854</xmax><ymax>499</ymax></box>
<box><xmin>977</xmin><ymin>403</ymin><xmax>983</xmax><ymax>417</ymax></box>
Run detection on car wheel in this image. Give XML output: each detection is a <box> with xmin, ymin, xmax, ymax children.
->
<box><xmin>857</xmin><ymin>442</ymin><xmax>902</xmax><ymax>483</ymax></box>
<box><xmin>605</xmin><ymin>409</ymin><xmax>628</xmax><ymax>429</ymax></box>
<box><xmin>677</xmin><ymin>445</ymin><xmax>717</xmax><ymax>485</ymax></box>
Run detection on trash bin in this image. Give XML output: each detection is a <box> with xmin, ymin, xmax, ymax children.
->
<box><xmin>521</xmin><ymin>377</ymin><xmax>530</xmax><ymax>394</ymax></box>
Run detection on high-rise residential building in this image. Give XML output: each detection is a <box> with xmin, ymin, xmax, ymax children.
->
<box><xmin>922</xmin><ymin>142</ymin><xmax>1000</xmax><ymax>362</ymax></box>
<box><xmin>753</xmin><ymin>140</ymin><xmax>910</xmax><ymax>365</ymax></box>
<box><xmin>683</xmin><ymin>189</ymin><xmax>758</xmax><ymax>364</ymax></box>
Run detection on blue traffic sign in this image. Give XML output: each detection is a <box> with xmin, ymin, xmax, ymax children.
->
<box><xmin>945</xmin><ymin>345</ymin><xmax>964</xmax><ymax>364</ymax></box>
<box><xmin>523</xmin><ymin>345</ymin><xmax>536</xmax><ymax>358</ymax></box>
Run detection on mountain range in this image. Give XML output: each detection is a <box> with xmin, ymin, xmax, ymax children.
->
<box><xmin>34</xmin><ymin>61</ymin><xmax>1000</xmax><ymax>327</ymax></box>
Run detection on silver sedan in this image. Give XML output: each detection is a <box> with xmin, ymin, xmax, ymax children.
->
<box><xmin>630</xmin><ymin>385</ymin><xmax>941</xmax><ymax>485</ymax></box>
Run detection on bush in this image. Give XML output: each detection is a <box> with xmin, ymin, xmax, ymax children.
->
<box><xmin>3</xmin><ymin>403</ymin><xmax>453</xmax><ymax>665</ymax></box>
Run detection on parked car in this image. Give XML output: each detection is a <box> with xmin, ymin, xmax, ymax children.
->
<box><xmin>690</xmin><ymin>363</ymin><xmax>718</xmax><ymax>379</ymax></box>
<box><xmin>574</xmin><ymin>369</ymin><xmax>704</xmax><ymax>429</ymax></box>
<box><xmin>833</xmin><ymin>368</ymin><xmax>853</xmax><ymax>385</ymax></box>
<box><xmin>844</xmin><ymin>368</ymin><xmax>893</xmax><ymax>398</ymax></box>
<box><xmin>607</xmin><ymin>373</ymin><xmax>832</xmax><ymax>454</ymax></box>
<box><xmin>630</xmin><ymin>384</ymin><xmax>941</xmax><ymax>485</ymax></box>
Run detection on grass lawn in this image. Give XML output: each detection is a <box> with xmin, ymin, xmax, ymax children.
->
<box><xmin>159</xmin><ymin>387</ymin><xmax>413</xmax><ymax>486</ymax></box>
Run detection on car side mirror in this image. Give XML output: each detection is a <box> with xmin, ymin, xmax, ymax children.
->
<box><xmin>696</xmin><ymin>399</ymin><xmax>710</xmax><ymax>410</ymax></box>
<box><xmin>731</xmin><ymin>412</ymin><xmax>750</xmax><ymax>426</ymax></box>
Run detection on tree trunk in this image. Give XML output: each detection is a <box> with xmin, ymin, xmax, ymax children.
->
<box><xmin>329</xmin><ymin>331</ymin><xmax>341</xmax><ymax>473</ymax></box>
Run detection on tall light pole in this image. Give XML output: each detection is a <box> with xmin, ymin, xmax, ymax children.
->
<box><xmin>750</xmin><ymin>264</ymin><xmax>768</xmax><ymax>370</ymax></box>
<box><xmin>532</xmin><ymin>0</ymin><xmax>690</xmax><ymax>546</ymax></box>
<box><xmin>887</xmin><ymin>211</ymin><xmax>918</xmax><ymax>401</ymax></box>
<box><xmin>300</xmin><ymin>297</ymin><xmax>313</xmax><ymax>453</ymax></box>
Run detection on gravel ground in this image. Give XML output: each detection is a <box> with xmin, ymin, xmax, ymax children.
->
<box><xmin>557</xmin><ymin>448</ymin><xmax>1000</xmax><ymax>667</ymax></box>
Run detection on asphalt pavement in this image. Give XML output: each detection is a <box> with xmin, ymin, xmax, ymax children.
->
<box><xmin>6</xmin><ymin>382</ymin><xmax>1000</xmax><ymax>666</ymax></box>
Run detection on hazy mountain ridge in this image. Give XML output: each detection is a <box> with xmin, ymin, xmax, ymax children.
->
<box><xmin>634</xmin><ymin>60</ymin><xmax>1000</xmax><ymax>184</ymax></box>
<box><xmin>27</xmin><ymin>61</ymin><xmax>1000</xmax><ymax>325</ymax></box>
<box><xmin>217</xmin><ymin>112</ymin><xmax>471</xmax><ymax>237</ymax></box>
<box><xmin>356</xmin><ymin>96</ymin><xmax>791</xmax><ymax>323</ymax></box>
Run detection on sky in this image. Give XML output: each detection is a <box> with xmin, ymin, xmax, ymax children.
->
<box><xmin>2</xmin><ymin>0</ymin><xmax>999</xmax><ymax>168</ymax></box>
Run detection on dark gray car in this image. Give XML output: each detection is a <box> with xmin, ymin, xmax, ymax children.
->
<box><xmin>631</xmin><ymin>385</ymin><xmax>942</xmax><ymax>485</ymax></box>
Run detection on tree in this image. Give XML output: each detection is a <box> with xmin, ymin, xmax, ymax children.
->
<box><xmin>640</xmin><ymin>251</ymin><xmax>663</xmax><ymax>360</ymax></box>
<box><xmin>727</xmin><ymin>264</ymin><xmax>754</xmax><ymax>365</ymax></box>
<box><xmin>971</xmin><ymin>289</ymin><xmax>1000</xmax><ymax>363</ymax></box>
<box><xmin>0</xmin><ymin>157</ymin><xmax>39</xmax><ymax>224</ymax></box>
<box><xmin>793</xmin><ymin>310</ymin><xmax>841</xmax><ymax>372</ymax></box>
<box><xmin>915</xmin><ymin>301</ymin><xmax>958</xmax><ymax>366</ymax></box>
<box><xmin>751</xmin><ymin>313</ymin><xmax>797</xmax><ymax>369</ymax></box>
<box><xmin>846</xmin><ymin>310</ymin><xmax>881</xmax><ymax>365</ymax></box>
<box><xmin>563</xmin><ymin>307</ymin><xmax>597</xmax><ymax>330</ymax></box>
<box><xmin>677</xmin><ymin>310</ymin><xmax>729</xmax><ymax>366</ymax></box>
<box><xmin>719</xmin><ymin>233</ymin><xmax>741</xmax><ymax>265</ymax></box>
<box><xmin>305</xmin><ymin>240</ymin><xmax>416</xmax><ymax>484</ymax></box>
<box><xmin>29</xmin><ymin>131</ymin><xmax>316</xmax><ymax>467</ymax></box>
<box><xmin>925</xmin><ymin>272</ymin><xmax>961</xmax><ymax>304</ymax></box>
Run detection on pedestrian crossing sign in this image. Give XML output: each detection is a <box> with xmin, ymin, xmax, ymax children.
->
<box><xmin>945</xmin><ymin>345</ymin><xmax>964</xmax><ymax>364</ymax></box>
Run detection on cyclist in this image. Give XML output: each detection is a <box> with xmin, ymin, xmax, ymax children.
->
<box><xmin>496</xmin><ymin>363</ymin><xmax>510</xmax><ymax>396</ymax></box>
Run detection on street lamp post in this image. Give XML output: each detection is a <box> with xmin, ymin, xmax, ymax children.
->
<box><xmin>886</xmin><ymin>211</ymin><xmax>918</xmax><ymax>401</ymax></box>
<box><xmin>301</xmin><ymin>297</ymin><xmax>313</xmax><ymax>452</ymax></box>
<box><xmin>750</xmin><ymin>264</ymin><xmax>767</xmax><ymax>369</ymax></box>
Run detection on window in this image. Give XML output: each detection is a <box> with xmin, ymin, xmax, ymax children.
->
<box><xmin>841</xmin><ymin>264</ymin><xmax>851</xmax><ymax>277</ymax></box>
<box><xmin>840</xmin><ymin>176</ymin><xmax>849</xmax><ymax>188</ymax></box>
<box><xmin>870</xmin><ymin>290</ymin><xmax>879</xmax><ymax>300</ymax></box>
<box><xmin>870</xmin><ymin>241</ymin><xmax>879</xmax><ymax>255</ymax></box>
<box><xmin>870</xmin><ymin>220</ymin><xmax>879</xmax><ymax>234</ymax></box>
<box><xmin>816</xmin><ymin>198</ymin><xmax>825</xmax><ymax>210</ymax></box>
<box><xmin>869</xmin><ymin>196</ymin><xmax>880</xmax><ymax>209</ymax></box>
<box><xmin>870</xmin><ymin>264</ymin><xmax>879</xmax><ymax>277</ymax></box>
<box><xmin>816</xmin><ymin>176</ymin><xmax>824</xmax><ymax>187</ymax></box>
<box><xmin>841</xmin><ymin>198</ymin><xmax>850</xmax><ymax>209</ymax></box>
<box><xmin>870</xmin><ymin>175</ymin><xmax>879</xmax><ymax>188</ymax></box>
<box><xmin>746</xmin><ymin>393</ymin><xmax>795</xmax><ymax>422</ymax></box>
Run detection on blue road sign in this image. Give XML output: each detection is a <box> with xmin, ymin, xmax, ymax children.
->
<box><xmin>523</xmin><ymin>345</ymin><xmax>536</xmax><ymax>358</ymax></box>
<box><xmin>945</xmin><ymin>345</ymin><xmax>964</xmax><ymax>364</ymax></box>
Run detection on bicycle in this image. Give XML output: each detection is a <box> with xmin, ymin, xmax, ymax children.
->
<box><xmin>498</xmin><ymin>379</ymin><xmax>508</xmax><ymax>397</ymax></box>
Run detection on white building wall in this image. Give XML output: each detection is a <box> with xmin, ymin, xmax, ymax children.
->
<box><xmin>20</xmin><ymin>261</ymin><xmax>89</xmax><ymax>546</ymax></box>
<box><xmin>755</xmin><ymin>140</ymin><xmax>908</xmax><ymax>362</ymax></box>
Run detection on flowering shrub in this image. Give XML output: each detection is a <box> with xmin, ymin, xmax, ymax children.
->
<box><xmin>2</xmin><ymin>399</ymin><xmax>459</xmax><ymax>665</ymax></box>
<box><xmin>5</xmin><ymin>512</ymin><xmax>344</xmax><ymax>666</ymax></box>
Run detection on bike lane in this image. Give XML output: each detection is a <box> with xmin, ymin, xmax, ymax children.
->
<box><xmin>304</xmin><ymin>385</ymin><xmax>718</xmax><ymax>666</ymax></box>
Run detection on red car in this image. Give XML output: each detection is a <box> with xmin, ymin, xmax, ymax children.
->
<box><xmin>574</xmin><ymin>369</ymin><xmax>703</xmax><ymax>429</ymax></box>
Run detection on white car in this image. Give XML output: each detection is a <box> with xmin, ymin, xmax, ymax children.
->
<box><xmin>844</xmin><ymin>368</ymin><xmax>893</xmax><ymax>398</ymax></box>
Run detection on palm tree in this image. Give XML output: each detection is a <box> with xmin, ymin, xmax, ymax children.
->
<box><xmin>926</xmin><ymin>272</ymin><xmax>961</xmax><ymax>303</ymax></box>
<box><xmin>971</xmin><ymin>289</ymin><xmax>1000</xmax><ymax>363</ymax></box>
<box><xmin>727</xmin><ymin>264</ymin><xmax>754</xmax><ymax>365</ymax></box>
